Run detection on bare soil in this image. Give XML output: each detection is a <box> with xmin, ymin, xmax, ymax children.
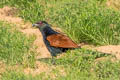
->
<box><xmin>0</xmin><ymin>61</ymin><xmax>6</xmax><ymax>77</ymax></box>
<box><xmin>94</xmin><ymin>45</ymin><xmax>120</xmax><ymax>59</ymax></box>
<box><xmin>106</xmin><ymin>0</ymin><xmax>120</xmax><ymax>10</ymax></box>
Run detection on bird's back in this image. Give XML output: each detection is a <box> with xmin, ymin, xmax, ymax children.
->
<box><xmin>43</xmin><ymin>26</ymin><xmax>58</xmax><ymax>37</ymax></box>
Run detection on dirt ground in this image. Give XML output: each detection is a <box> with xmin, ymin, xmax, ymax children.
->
<box><xmin>0</xmin><ymin>6</ymin><xmax>120</xmax><ymax>75</ymax></box>
<box><xmin>106</xmin><ymin>0</ymin><xmax>120</xmax><ymax>10</ymax></box>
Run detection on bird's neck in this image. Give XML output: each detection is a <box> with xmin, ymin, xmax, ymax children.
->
<box><xmin>39</xmin><ymin>26</ymin><xmax>58</xmax><ymax>38</ymax></box>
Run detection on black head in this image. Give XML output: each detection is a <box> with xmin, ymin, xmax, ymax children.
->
<box><xmin>32</xmin><ymin>21</ymin><xmax>49</xmax><ymax>29</ymax></box>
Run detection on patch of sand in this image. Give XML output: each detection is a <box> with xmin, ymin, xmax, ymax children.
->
<box><xmin>94</xmin><ymin>45</ymin><xmax>120</xmax><ymax>59</ymax></box>
<box><xmin>0</xmin><ymin>61</ymin><xmax>6</xmax><ymax>77</ymax></box>
<box><xmin>106</xmin><ymin>0</ymin><xmax>120</xmax><ymax>10</ymax></box>
<box><xmin>0</xmin><ymin>6</ymin><xmax>22</xmax><ymax>24</ymax></box>
<box><xmin>21</xmin><ymin>28</ymin><xmax>51</xmax><ymax>58</ymax></box>
<box><xmin>0</xmin><ymin>6</ymin><xmax>32</xmax><ymax>29</ymax></box>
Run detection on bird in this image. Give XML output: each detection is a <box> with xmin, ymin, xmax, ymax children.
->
<box><xmin>32</xmin><ymin>21</ymin><xmax>81</xmax><ymax>57</ymax></box>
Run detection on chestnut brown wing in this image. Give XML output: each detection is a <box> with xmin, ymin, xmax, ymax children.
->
<box><xmin>46</xmin><ymin>34</ymin><xmax>80</xmax><ymax>48</ymax></box>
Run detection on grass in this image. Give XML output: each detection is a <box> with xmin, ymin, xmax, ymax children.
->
<box><xmin>0</xmin><ymin>0</ymin><xmax>120</xmax><ymax>80</ymax></box>
<box><xmin>1</xmin><ymin>49</ymin><xmax>120</xmax><ymax>80</ymax></box>
<box><xmin>1</xmin><ymin>0</ymin><xmax>120</xmax><ymax>45</ymax></box>
<box><xmin>0</xmin><ymin>21</ymin><xmax>35</xmax><ymax>66</ymax></box>
<box><xmin>1</xmin><ymin>70</ymin><xmax>45</xmax><ymax>80</ymax></box>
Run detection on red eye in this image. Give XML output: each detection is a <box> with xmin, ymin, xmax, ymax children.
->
<box><xmin>40</xmin><ymin>21</ymin><xmax>42</xmax><ymax>24</ymax></box>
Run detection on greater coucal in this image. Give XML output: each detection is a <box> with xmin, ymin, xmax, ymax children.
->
<box><xmin>32</xmin><ymin>21</ymin><xmax>80</xmax><ymax>56</ymax></box>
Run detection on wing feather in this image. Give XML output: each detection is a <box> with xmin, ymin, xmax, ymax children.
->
<box><xmin>46</xmin><ymin>34</ymin><xmax>80</xmax><ymax>48</ymax></box>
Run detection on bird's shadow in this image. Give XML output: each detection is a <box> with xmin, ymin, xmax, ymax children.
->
<box><xmin>37</xmin><ymin>49</ymin><xmax>112</xmax><ymax>65</ymax></box>
<box><xmin>37</xmin><ymin>58</ymin><xmax>56</xmax><ymax>65</ymax></box>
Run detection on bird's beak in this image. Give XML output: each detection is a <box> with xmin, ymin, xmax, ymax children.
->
<box><xmin>32</xmin><ymin>24</ymin><xmax>39</xmax><ymax>27</ymax></box>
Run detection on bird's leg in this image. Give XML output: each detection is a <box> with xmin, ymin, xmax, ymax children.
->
<box><xmin>51</xmin><ymin>56</ymin><xmax>56</xmax><ymax>65</ymax></box>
